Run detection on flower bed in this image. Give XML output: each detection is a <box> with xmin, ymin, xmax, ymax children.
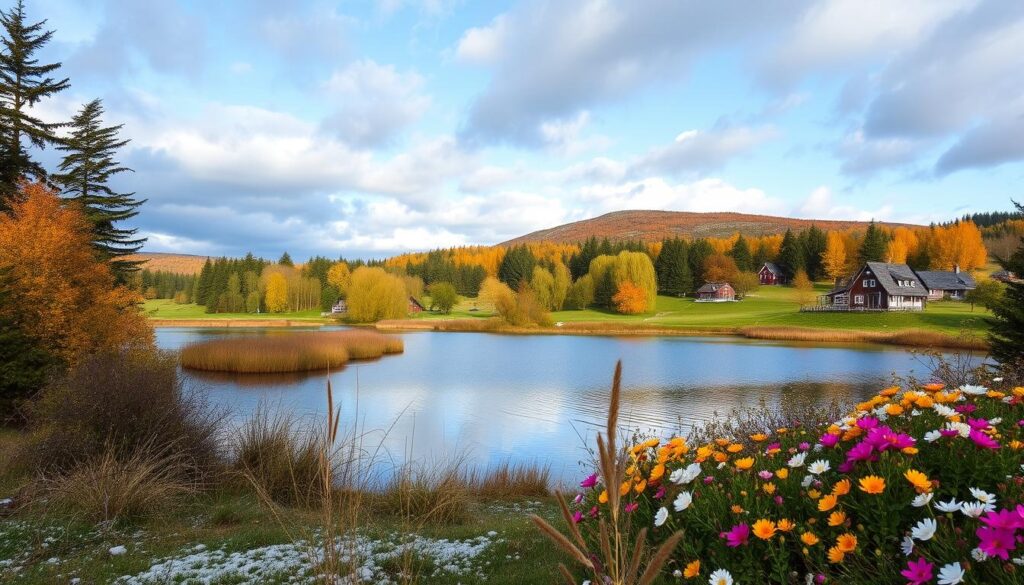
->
<box><xmin>573</xmin><ymin>383</ymin><xmax>1024</xmax><ymax>584</ymax></box>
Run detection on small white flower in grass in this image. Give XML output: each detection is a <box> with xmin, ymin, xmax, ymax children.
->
<box><xmin>971</xmin><ymin>547</ymin><xmax>988</xmax><ymax>562</ymax></box>
<box><xmin>708</xmin><ymin>569</ymin><xmax>733</xmax><ymax>585</ymax></box>
<box><xmin>934</xmin><ymin>498</ymin><xmax>961</xmax><ymax>513</ymax></box>
<box><xmin>969</xmin><ymin>488</ymin><xmax>996</xmax><ymax>505</ymax></box>
<box><xmin>674</xmin><ymin>491</ymin><xmax>692</xmax><ymax>512</ymax></box>
<box><xmin>654</xmin><ymin>507</ymin><xmax>668</xmax><ymax>527</ymax></box>
<box><xmin>947</xmin><ymin>422</ymin><xmax>971</xmax><ymax>437</ymax></box>
<box><xmin>673</xmin><ymin>569</ymin><xmax>683</xmax><ymax>577</ymax></box>
<box><xmin>910</xmin><ymin>409</ymin><xmax>921</xmax><ymax>416</ymax></box>
<box><xmin>961</xmin><ymin>502</ymin><xmax>986</xmax><ymax>518</ymax></box>
<box><xmin>1013</xmin><ymin>556</ymin><xmax>1024</xmax><ymax>566</ymax></box>
<box><xmin>801</xmin><ymin>474</ymin><xmax>814</xmax><ymax>488</ymax></box>
<box><xmin>993</xmin><ymin>376</ymin><xmax>1003</xmax><ymax>382</ymax></box>
<box><xmin>923</xmin><ymin>430</ymin><xmax>942</xmax><ymax>443</ymax></box>
<box><xmin>671</xmin><ymin>462</ymin><xmax>701</xmax><ymax>485</ymax></box>
<box><xmin>958</xmin><ymin>384</ymin><xmax>987</xmax><ymax>395</ymax></box>
<box><xmin>808</xmin><ymin>459</ymin><xmax>830</xmax><ymax>475</ymax></box>
<box><xmin>912</xmin><ymin>493</ymin><xmax>933</xmax><ymax>507</ymax></box>
<box><xmin>937</xmin><ymin>562</ymin><xmax>965</xmax><ymax>585</ymax></box>
<box><xmin>933</xmin><ymin>404</ymin><xmax>957</xmax><ymax>417</ymax></box>
<box><xmin>989</xmin><ymin>417</ymin><xmax>1002</xmax><ymax>425</ymax></box>
<box><xmin>901</xmin><ymin>536</ymin><xmax>914</xmax><ymax>556</ymax></box>
<box><xmin>911</xmin><ymin>518</ymin><xmax>936</xmax><ymax>541</ymax></box>
<box><xmin>717</xmin><ymin>462</ymin><xmax>726</xmax><ymax>469</ymax></box>
<box><xmin>787</xmin><ymin>452</ymin><xmax>807</xmax><ymax>468</ymax></box>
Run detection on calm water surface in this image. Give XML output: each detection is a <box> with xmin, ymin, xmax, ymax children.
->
<box><xmin>156</xmin><ymin>328</ymin><xmax>939</xmax><ymax>482</ymax></box>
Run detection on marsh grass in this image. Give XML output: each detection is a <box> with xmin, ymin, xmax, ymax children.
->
<box><xmin>738</xmin><ymin>325</ymin><xmax>986</xmax><ymax>350</ymax></box>
<box><xmin>378</xmin><ymin>462</ymin><xmax>470</xmax><ymax>526</ymax></box>
<box><xmin>464</xmin><ymin>461</ymin><xmax>551</xmax><ymax>498</ymax></box>
<box><xmin>231</xmin><ymin>408</ymin><xmax>328</xmax><ymax>507</ymax></box>
<box><xmin>179</xmin><ymin>330</ymin><xmax>403</xmax><ymax>373</ymax></box>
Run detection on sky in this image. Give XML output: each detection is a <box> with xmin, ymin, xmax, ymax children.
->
<box><xmin>26</xmin><ymin>0</ymin><xmax>1024</xmax><ymax>260</ymax></box>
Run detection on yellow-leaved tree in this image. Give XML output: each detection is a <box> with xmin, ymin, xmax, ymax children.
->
<box><xmin>264</xmin><ymin>273</ymin><xmax>289</xmax><ymax>313</ymax></box>
<box><xmin>326</xmin><ymin>262</ymin><xmax>351</xmax><ymax>295</ymax></box>
<box><xmin>345</xmin><ymin>267</ymin><xmax>407</xmax><ymax>322</ymax></box>
<box><xmin>822</xmin><ymin>231</ymin><xmax>848</xmax><ymax>281</ymax></box>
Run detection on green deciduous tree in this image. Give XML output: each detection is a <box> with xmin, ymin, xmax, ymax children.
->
<box><xmin>428</xmin><ymin>281</ymin><xmax>458</xmax><ymax>314</ymax></box>
<box><xmin>53</xmin><ymin>99</ymin><xmax>144</xmax><ymax>279</ymax></box>
<box><xmin>965</xmin><ymin>278</ymin><xmax>1005</xmax><ymax>312</ymax></box>
<box><xmin>530</xmin><ymin>266</ymin><xmax>555</xmax><ymax>310</ymax></box>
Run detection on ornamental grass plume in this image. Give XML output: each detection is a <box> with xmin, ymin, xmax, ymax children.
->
<box><xmin>530</xmin><ymin>361</ymin><xmax>683</xmax><ymax>584</ymax></box>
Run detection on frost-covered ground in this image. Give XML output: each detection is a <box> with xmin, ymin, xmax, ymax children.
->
<box><xmin>117</xmin><ymin>533</ymin><xmax>500</xmax><ymax>584</ymax></box>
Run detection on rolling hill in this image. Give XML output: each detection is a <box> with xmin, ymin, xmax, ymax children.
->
<box><xmin>126</xmin><ymin>252</ymin><xmax>210</xmax><ymax>274</ymax></box>
<box><xmin>501</xmin><ymin>210</ymin><xmax>917</xmax><ymax>245</ymax></box>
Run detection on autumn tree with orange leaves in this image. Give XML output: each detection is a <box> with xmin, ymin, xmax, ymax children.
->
<box><xmin>613</xmin><ymin>281</ymin><xmax>649</xmax><ymax>314</ymax></box>
<box><xmin>0</xmin><ymin>182</ymin><xmax>152</xmax><ymax>374</ymax></box>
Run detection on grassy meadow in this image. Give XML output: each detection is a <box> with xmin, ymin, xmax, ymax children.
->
<box><xmin>143</xmin><ymin>299</ymin><xmax>327</xmax><ymax>322</ymax></box>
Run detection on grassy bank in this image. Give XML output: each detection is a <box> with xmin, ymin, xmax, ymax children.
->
<box><xmin>144</xmin><ymin>299</ymin><xmax>328</xmax><ymax>324</ymax></box>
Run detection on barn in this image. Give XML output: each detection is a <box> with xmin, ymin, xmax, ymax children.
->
<box><xmin>408</xmin><ymin>296</ymin><xmax>425</xmax><ymax>313</ymax></box>
<box><xmin>695</xmin><ymin>282</ymin><xmax>736</xmax><ymax>302</ymax></box>
<box><xmin>758</xmin><ymin>262</ymin><xmax>785</xmax><ymax>285</ymax></box>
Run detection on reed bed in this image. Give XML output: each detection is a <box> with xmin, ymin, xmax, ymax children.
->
<box><xmin>463</xmin><ymin>461</ymin><xmax>551</xmax><ymax>498</ymax></box>
<box><xmin>738</xmin><ymin>325</ymin><xmax>987</xmax><ymax>350</ymax></box>
<box><xmin>179</xmin><ymin>330</ymin><xmax>404</xmax><ymax>373</ymax></box>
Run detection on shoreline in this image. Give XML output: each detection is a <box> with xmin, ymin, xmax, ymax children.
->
<box><xmin>149</xmin><ymin>318</ymin><xmax>326</xmax><ymax>328</ymax></box>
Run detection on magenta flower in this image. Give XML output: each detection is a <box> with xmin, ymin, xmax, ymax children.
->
<box><xmin>572</xmin><ymin>510</ymin><xmax>583</xmax><ymax>523</ymax></box>
<box><xmin>798</xmin><ymin>442</ymin><xmax>811</xmax><ymax>451</ymax></box>
<box><xmin>588</xmin><ymin>506</ymin><xmax>598</xmax><ymax>518</ymax></box>
<box><xmin>968</xmin><ymin>429</ymin><xmax>1000</xmax><ymax>449</ymax></box>
<box><xmin>956</xmin><ymin>404</ymin><xmax>978</xmax><ymax>414</ymax></box>
<box><xmin>900</xmin><ymin>557</ymin><xmax>934</xmax><ymax>585</ymax></box>
<box><xmin>625</xmin><ymin>502</ymin><xmax>639</xmax><ymax>513</ymax></box>
<box><xmin>722</xmin><ymin>523</ymin><xmax>750</xmax><ymax>547</ymax></box>
<box><xmin>939</xmin><ymin>428</ymin><xmax>960</xmax><ymax>438</ymax></box>
<box><xmin>580</xmin><ymin>473</ymin><xmax>598</xmax><ymax>488</ymax></box>
<box><xmin>774</xmin><ymin>495</ymin><xmax>784</xmax><ymax>505</ymax></box>
<box><xmin>976</xmin><ymin>526</ymin><xmax>1016</xmax><ymax>560</ymax></box>
<box><xmin>654</xmin><ymin>486</ymin><xmax>666</xmax><ymax>499</ymax></box>
<box><xmin>966</xmin><ymin>416</ymin><xmax>989</xmax><ymax>430</ymax></box>
<box><xmin>845</xmin><ymin>441</ymin><xmax>875</xmax><ymax>463</ymax></box>
<box><xmin>704</xmin><ymin>475</ymin><xmax>714</xmax><ymax>485</ymax></box>
<box><xmin>573</xmin><ymin>493</ymin><xmax>584</xmax><ymax>504</ymax></box>
<box><xmin>856</xmin><ymin>417</ymin><xmax>879</xmax><ymax>430</ymax></box>
<box><xmin>766</xmin><ymin>442</ymin><xmax>781</xmax><ymax>454</ymax></box>
<box><xmin>819</xmin><ymin>433</ymin><xmax>839</xmax><ymax>448</ymax></box>
<box><xmin>981</xmin><ymin>509</ymin><xmax>1024</xmax><ymax>531</ymax></box>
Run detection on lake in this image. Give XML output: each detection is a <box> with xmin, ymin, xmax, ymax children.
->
<box><xmin>156</xmin><ymin>327</ymin><xmax>943</xmax><ymax>484</ymax></box>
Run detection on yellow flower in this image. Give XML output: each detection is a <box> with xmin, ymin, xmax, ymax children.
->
<box><xmin>734</xmin><ymin>457</ymin><xmax>754</xmax><ymax>470</ymax></box>
<box><xmin>683</xmin><ymin>559</ymin><xmax>700</xmax><ymax>578</ymax></box>
<box><xmin>987</xmin><ymin>390</ymin><xmax>1006</xmax><ymax>399</ymax></box>
<box><xmin>750</xmin><ymin>433</ymin><xmax>769</xmax><ymax>442</ymax></box>
<box><xmin>904</xmin><ymin>469</ymin><xmax>932</xmax><ymax>493</ymax></box>
<box><xmin>836</xmin><ymin>533</ymin><xmax>858</xmax><ymax>553</ymax></box>
<box><xmin>818</xmin><ymin>494</ymin><xmax>838</xmax><ymax>512</ymax></box>
<box><xmin>914</xmin><ymin>396</ymin><xmax>934</xmax><ymax>408</ymax></box>
<box><xmin>1010</xmin><ymin>440</ymin><xmax>1023</xmax><ymax>450</ymax></box>
<box><xmin>619</xmin><ymin>481</ymin><xmax>633</xmax><ymax>496</ymax></box>
<box><xmin>800</xmin><ymin>532</ymin><xmax>820</xmax><ymax>546</ymax></box>
<box><xmin>726</xmin><ymin>443</ymin><xmax>744</xmax><ymax>453</ymax></box>
<box><xmin>807</xmin><ymin>489</ymin><xmax>821</xmax><ymax>500</ymax></box>
<box><xmin>752</xmin><ymin>519</ymin><xmax>777</xmax><ymax>540</ymax></box>
<box><xmin>598</xmin><ymin>490</ymin><xmax>608</xmax><ymax>504</ymax></box>
<box><xmin>858</xmin><ymin>475</ymin><xmax>885</xmax><ymax>495</ymax></box>
<box><xmin>832</xmin><ymin>479</ymin><xmax>851</xmax><ymax>496</ymax></box>
<box><xmin>778</xmin><ymin>519</ymin><xmax>795</xmax><ymax>532</ymax></box>
<box><xmin>775</xmin><ymin>468</ymin><xmax>789</xmax><ymax>479</ymax></box>
<box><xmin>776</xmin><ymin>427</ymin><xmax>789</xmax><ymax>434</ymax></box>
<box><xmin>649</xmin><ymin>464</ymin><xmax>666</xmax><ymax>482</ymax></box>
<box><xmin>902</xmin><ymin>447</ymin><xmax>919</xmax><ymax>455</ymax></box>
<box><xmin>1013</xmin><ymin>386</ymin><xmax>1024</xmax><ymax>398</ymax></box>
<box><xmin>827</xmin><ymin>546</ymin><xmax>845</xmax><ymax>564</ymax></box>
<box><xmin>762</xmin><ymin>482</ymin><xmax>777</xmax><ymax>495</ymax></box>
<box><xmin>828</xmin><ymin>511</ymin><xmax>847</xmax><ymax>527</ymax></box>
<box><xmin>634</xmin><ymin>479</ymin><xmax>647</xmax><ymax>493</ymax></box>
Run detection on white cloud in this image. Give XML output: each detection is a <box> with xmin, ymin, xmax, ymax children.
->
<box><xmin>795</xmin><ymin>186</ymin><xmax>894</xmax><ymax>221</ymax></box>
<box><xmin>631</xmin><ymin>124</ymin><xmax>778</xmax><ymax>176</ymax></box>
<box><xmin>577</xmin><ymin>177</ymin><xmax>786</xmax><ymax>216</ymax></box>
<box><xmin>455</xmin><ymin>14</ymin><xmax>509</xmax><ymax>64</ymax></box>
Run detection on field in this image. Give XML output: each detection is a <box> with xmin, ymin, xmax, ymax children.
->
<box><xmin>143</xmin><ymin>299</ymin><xmax>327</xmax><ymax>323</ymax></box>
<box><xmin>126</xmin><ymin>252</ymin><xmax>210</xmax><ymax>274</ymax></box>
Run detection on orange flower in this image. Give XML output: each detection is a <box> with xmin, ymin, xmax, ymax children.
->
<box><xmin>904</xmin><ymin>469</ymin><xmax>932</xmax><ymax>493</ymax></box>
<box><xmin>714</xmin><ymin>452</ymin><xmax>729</xmax><ymax>463</ymax></box>
<box><xmin>715</xmin><ymin>438</ymin><xmax>730</xmax><ymax>447</ymax></box>
<box><xmin>880</xmin><ymin>386</ymin><xmax>900</xmax><ymax>397</ymax></box>
<box><xmin>726</xmin><ymin>443</ymin><xmax>744</xmax><ymax>453</ymax></box>
<box><xmin>1013</xmin><ymin>386</ymin><xmax>1024</xmax><ymax>398</ymax></box>
<box><xmin>922</xmin><ymin>382</ymin><xmax>944</xmax><ymax>392</ymax></box>
<box><xmin>598</xmin><ymin>490</ymin><xmax>608</xmax><ymax>504</ymax></box>
<box><xmin>828</xmin><ymin>511</ymin><xmax>847</xmax><ymax>527</ymax></box>
<box><xmin>800</xmin><ymin>532</ymin><xmax>820</xmax><ymax>546</ymax></box>
<box><xmin>649</xmin><ymin>464</ymin><xmax>666</xmax><ymax>482</ymax></box>
<box><xmin>827</xmin><ymin>546</ymin><xmax>845</xmax><ymax>564</ymax></box>
<box><xmin>832</xmin><ymin>479</ymin><xmax>851</xmax><ymax>496</ymax></box>
<box><xmin>885</xmin><ymin>404</ymin><xmax>905</xmax><ymax>416</ymax></box>
<box><xmin>836</xmin><ymin>533</ymin><xmax>858</xmax><ymax>553</ymax></box>
<box><xmin>762</xmin><ymin>482</ymin><xmax>776</xmax><ymax>495</ymax></box>
<box><xmin>683</xmin><ymin>560</ymin><xmax>700</xmax><ymax>578</ymax></box>
<box><xmin>902</xmin><ymin>447</ymin><xmax>919</xmax><ymax>455</ymax></box>
<box><xmin>858</xmin><ymin>475</ymin><xmax>885</xmax><ymax>495</ymax></box>
<box><xmin>775</xmin><ymin>468</ymin><xmax>789</xmax><ymax>479</ymax></box>
<box><xmin>750</xmin><ymin>433</ymin><xmax>769</xmax><ymax>442</ymax></box>
<box><xmin>818</xmin><ymin>494</ymin><xmax>838</xmax><ymax>512</ymax></box>
<box><xmin>619</xmin><ymin>481</ymin><xmax>633</xmax><ymax>496</ymax></box>
<box><xmin>634</xmin><ymin>479</ymin><xmax>647</xmax><ymax>493</ymax></box>
<box><xmin>734</xmin><ymin>457</ymin><xmax>754</xmax><ymax>471</ymax></box>
<box><xmin>752</xmin><ymin>519</ymin><xmax>777</xmax><ymax>540</ymax></box>
<box><xmin>778</xmin><ymin>519</ymin><xmax>795</xmax><ymax>532</ymax></box>
<box><xmin>807</xmin><ymin>489</ymin><xmax>821</xmax><ymax>500</ymax></box>
<box><xmin>731</xmin><ymin>504</ymin><xmax>744</xmax><ymax>514</ymax></box>
<box><xmin>987</xmin><ymin>390</ymin><xmax>1006</xmax><ymax>399</ymax></box>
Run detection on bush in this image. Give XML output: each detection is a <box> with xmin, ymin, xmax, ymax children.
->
<box><xmin>569</xmin><ymin>376</ymin><xmax>1024</xmax><ymax>584</ymax></box>
<box><xmin>378</xmin><ymin>463</ymin><xmax>469</xmax><ymax>526</ymax></box>
<box><xmin>231</xmin><ymin>408</ymin><xmax>327</xmax><ymax>507</ymax></box>
<box><xmin>24</xmin><ymin>350</ymin><xmax>223</xmax><ymax>481</ymax></box>
<box><xmin>428</xmin><ymin>281</ymin><xmax>458</xmax><ymax>314</ymax></box>
<box><xmin>346</xmin><ymin>267</ymin><xmax>408</xmax><ymax>322</ymax></box>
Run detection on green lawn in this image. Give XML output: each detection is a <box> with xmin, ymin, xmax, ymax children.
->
<box><xmin>143</xmin><ymin>299</ymin><xmax>327</xmax><ymax>321</ymax></box>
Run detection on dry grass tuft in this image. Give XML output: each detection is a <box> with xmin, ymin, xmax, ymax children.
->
<box><xmin>231</xmin><ymin>408</ymin><xmax>328</xmax><ymax>507</ymax></box>
<box><xmin>464</xmin><ymin>461</ymin><xmax>551</xmax><ymax>498</ymax></box>
<box><xmin>738</xmin><ymin>325</ymin><xmax>987</xmax><ymax>350</ymax></box>
<box><xmin>378</xmin><ymin>463</ymin><xmax>470</xmax><ymax>526</ymax></box>
<box><xmin>44</xmin><ymin>447</ymin><xmax>192</xmax><ymax>522</ymax></box>
<box><xmin>179</xmin><ymin>330</ymin><xmax>403</xmax><ymax>373</ymax></box>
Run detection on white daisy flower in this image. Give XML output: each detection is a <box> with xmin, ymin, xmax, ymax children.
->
<box><xmin>946</xmin><ymin>421</ymin><xmax>971</xmax><ymax>438</ymax></box>
<box><xmin>923</xmin><ymin>430</ymin><xmax>942</xmax><ymax>443</ymax></box>
<box><xmin>934</xmin><ymin>498</ymin><xmax>961</xmax><ymax>513</ymax></box>
<box><xmin>1013</xmin><ymin>557</ymin><xmax>1024</xmax><ymax>566</ymax></box>
<box><xmin>673</xmin><ymin>569</ymin><xmax>683</xmax><ymax>578</ymax></box>
<box><xmin>807</xmin><ymin>459</ymin><xmax>830</xmax><ymax>475</ymax></box>
<box><xmin>958</xmin><ymin>384</ymin><xmax>987</xmax><ymax>395</ymax></box>
<box><xmin>911</xmin><ymin>518</ymin><xmax>937</xmax><ymax>541</ymax></box>
<box><xmin>912</xmin><ymin>493</ymin><xmax>933</xmax><ymax>508</ymax></box>
<box><xmin>971</xmin><ymin>547</ymin><xmax>988</xmax><ymax>562</ymax></box>
<box><xmin>910</xmin><ymin>409</ymin><xmax>921</xmax><ymax>416</ymax></box>
<box><xmin>708</xmin><ymin>569</ymin><xmax>734</xmax><ymax>585</ymax></box>
<box><xmin>961</xmin><ymin>502</ymin><xmax>986</xmax><ymax>518</ymax></box>
<box><xmin>933</xmin><ymin>404</ymin><xmax>957</xmax><ymax>417</ymax></box>
<box><xmin>901</xmin><ymin>536</ymin><xmax>914</xmax><ymax>556</ymax></box>
<box><xmin>801</xmin><ymin>474</ymin><xmax>814</xmax><ymax>488</ymax></box>
<box><xmin>969</xmin><ymin>488</ymin><xmax>996</xmax><ymax>505</ymax></box>
<box><xmin>673</xmin><ymin>491</ymin><xmax>692</xmax><ymax>512</ymax></box>
<box><xmin>787</xmin><ymin>452</ymin><xmax>807</xmax><ymax>468</ymax></box>
<box><xmin>671</xmin><ymin>462</ymin><xmax>701</xmax><ymax>485</ymax></box>
<box><xmin>654</xmin><ymin>507</ymin><xmax>668</xmax><ymax>527</ymax></box>
<box><xmin>937</xmin><ymin>562</ymin><xmax>965</xmax><ymax>585</ymax></box>
<box><xmin>989</xmin><ymin>417</ymin><xmax>1002</xmax><ymax>425</ymax></box>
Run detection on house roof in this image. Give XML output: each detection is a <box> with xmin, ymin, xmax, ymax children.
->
<box><xmin>761</xmin><ymin>262</ymin><xmax>782</xmax><ymax>275</ymax></box>
<box><xmin>696</xmin><ymin>282</ymin><xmax>732</xmax><ymax>294</ymax></box>
<box><xmin>863</xmin><ymin>262</ymin><xmax>928</xmax><ymax>297</ymax></box>
<box><xmin>915</xmin><ymin>270</ymin><xmax>976</xmax><ymax>291</ymax></box>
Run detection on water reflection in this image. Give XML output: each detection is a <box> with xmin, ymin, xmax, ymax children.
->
<box><xmin>157</xmin><ymin>328</ymin><xmax>941</xmax><ymax>482</ymax></box>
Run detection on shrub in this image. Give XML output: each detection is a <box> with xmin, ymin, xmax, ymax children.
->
<box><xmin>428</xmin><ymin>281</ymin><xmax>458</xmax><ymax>314</ymax></box>
<box><xmin>231</xmin><ymin>408</ymin><xmax>327</xmax><ymax>507</ymax></box>
<box><xmin>568</xmin><ymin>372</ymin><xmax>1024</xmax><ymax>584</ymax></box>
<box><xmin>24</xmin><ymin>350</ymin><xmax>223</xmax><ymax>481</ymax></box>
<box><xmin>179</xmin><ymin>330</ymin><xmax>403</xmax><ymax>373</ymax></box>
<box><xmin>346</xmin><ymin>267</ymin><xmax>408</xmax><ymax>322</ymax></box>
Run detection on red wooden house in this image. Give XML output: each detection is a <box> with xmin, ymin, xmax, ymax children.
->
<box><xmin>758</xmin><ymin>262</ymin><xmax>785</xmax><ymax>285</ymax></box>
<box><xmin>408</xmin><ymin>296</ymin><xmax>425</xmax><ymax>313</ymax></box>
<box><xmin>820</xmin><ymin>262</ymin><xmax>926</xmax><ymax>311</ymax></box>
<box><xmin>695</xmin><ymin>282</ymin><xmax>736</xmax><ymax>302</ymax></box>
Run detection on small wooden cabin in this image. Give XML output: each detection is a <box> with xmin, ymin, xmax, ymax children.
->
<box><xmin>758</xmin><ymin>262</ymin><xmax>785</xmax><ymax>285</ymax></box>
<box><xmin>408</xmin><ymin>296</ymin><xmax>425</xmax><ymax>313</ymax></box>
<box><xmin>695</xmin><ymin>282</ymin><xmax>736</xmax><ymax>302</ymax></box>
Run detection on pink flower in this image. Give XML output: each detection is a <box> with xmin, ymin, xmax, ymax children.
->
<box><xmin>966</xmin><ymin>416</ymin><xmax>988</xmax><ymax>430</ymax></box>
<box><xmin>654</xmin><ymin>486</ymin><xmax>666</xmax><ymax>499</ymax></box>
<box><xmin>845</xmin><ymin>441</ymin><xmax>875</xmax><ymax>463</ymax></box>
<box><xmin>798</xmin><ymin>442</ymin><xmax>811</xmax><ymax>451</ymax></box>
<box><xmin>857</xmin><ymin>417</ymin><xmax>879</xmax><ymax>430</ymax></box>
<box><xmin>976</xmin><ymin>526</ymin><xmax>1016</xmax><ymax>560</ymax></box>
<box><xmin>900</xmin><ymin>557</ymin><xmax>934</xmax><ymax>585</ymax></box>
<box><xmin>819</xmin><ymin>434</ymin><xmax>839</xmax><ymax>448</ymax></box>
<box><xmin>580</xmin><ymin>473</ymin><xmax>598</xmax><ymax>488</ymax></box>
<box><xmin>956</xmin><ymin>404</ymin><xmax>978</xmax><ymax>414</ymax></box>
<box><xmin>758</xmin><ymin>470</ymin><xmax>774</xmax><ymax>480</ymax></box>
<box><xmin>939</xmin><ymin>429</ymin><xmax>960</xmax><ymax>438</ymax></box>
<box><xmin>722</xmin><ymin>523</ymin><xmax>750</xmax><ymax>548</ymax></box>
<box><xmin>625</xmin><ymin>502</ymin><xmax>639</xmax><ymax>513</ymax></box>
<box><xmin>704</xmin><ymin>476</ymin><xmax>714</xmax><ymax>485</ymax></box>
<box><xmin>766</xmin><ymin>442</ymin><xmax>781</xmax><ymax>454</ymax></box>
<box><xmin>572</xmin><ymin>510</ymin><xmax>583</xmax><ymax>523</ymax></box>
<box><xmin>774</xmin><ymin>495</ymin><xmax>784</xmax><ymax>505</ymax></box>
<box><xmin>968</xmin><ymin>429</ymin><xmax>1000</xmax><ymax>449</ymax></box>
<box><xmin>573</xmin><ymin>493</ymin><xmax>584</xmax><ymax>504</ymax></box>
<box><xmin>981</xmin><ymin>509</ymin><xmax>1024</xmax><ymax>531</ymax></box>
<box><xmin>588</xmin><ymin>506</ymin><xmax>598</xmax><ymax>518</ymax></box>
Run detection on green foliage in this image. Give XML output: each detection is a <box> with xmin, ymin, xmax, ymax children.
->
<box><xmin>859</xmin><ymin>220</ymin><xmax>889</xmax><ymax>263</ymax></box>
<box><xmin>551</xmin><ymin>261</ymin><xmax>571</xmax><ymax>311</ymax></box>
<box><xmin>0</xmin><ymin>0</ymin><xmax>69</xmax><ymax>205</ymax></box>
<box><xmin>688</xmin><ymin>239</ymin><xmax>713</xmax><ymax>289</ymax></box>
<box><xmin>990</xmin><ymin>202</ymin><xmax>1024</xmax><ymax>370</ymax></box>
<box><xmin>428</xmin><ymin>281</ymin><xmax>458</xmax><ymax>314</ymax></box>
<box><xmin>497</xmin><ymin>245</ymin><xmax>535</xmax><ymax>289</ymax></box>
<box><xmin>802</xmin><ymin>225</ymin><xmax>827</xmax><ymax>280</ymax></box>
<box><xmin>965</xmin><ymin>279</ymin><xmax>1005</xmax><ymax>312</ymax></box>
<box><xmin>729</xmin><ymin>235</ymin><xmax>752</xmax><ymax>272</ymax></box>
<box><xmin>777</xmin><ymin>228</ymin><xmax>804</xmax><ymax>279</ymax></box>
<box><xmin>52</xmin><ymin>99</ymin><xmax>144</xmax><ymax>279</ymax></box>
<box><xmin>732</xmin><ymin>271</ymin><xmax>760</xmax><ymax>299</ymax></box>
<box><xmin>655</xmin><ymin>237</ymin><xmax>693</xmax><ymax>296</ymax></box>
<box><xmin>566</xmin><ymin>273</ymin><xmax>595</xmax><ymax>309</ymax></box>
<box><xmin>278</xmin><ymin>252</ymin><xmax>293</xmax><ymax>267</ymax></box>
<box><xmin>0</xmin><ymin>267</ymin><xmax>54</xmax><ymax>419</ymax></box>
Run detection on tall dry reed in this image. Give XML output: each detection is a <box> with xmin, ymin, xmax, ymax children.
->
<box><xmin>179</xmin><ymin>330</ymin><xmax>403</xmax><ymax>373</ymax></box>
<box><xmin>464</xmin><ymin>461</ymin><xmax>550</xmax><ymax>498</ymax></box>
<box><xmin>531</xmin><ymin>361</ymin><xmax>683</xmax><ymax>584</ymax></box>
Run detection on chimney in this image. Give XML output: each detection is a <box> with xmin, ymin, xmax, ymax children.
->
<box><xmin>953</xmin><ymin>264</ymin><xmax>960</xmax><ymax>274</ymax></box>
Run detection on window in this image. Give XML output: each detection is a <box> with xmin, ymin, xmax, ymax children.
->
<box><xmin>854</xmin><ymin>294</ymin><xmax>864</xmax><ymax>305</ymax></box>
<box><xmin>863</xmin><ymin>279</ymin><xmax>876</xmax><ymax>287</ymax></box>
<box><xmin>863</xmin><ymin>280</ymin><xmax>868</xmax><ymax>287</ymax></box>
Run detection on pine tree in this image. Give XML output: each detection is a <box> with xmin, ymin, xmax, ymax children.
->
<box><xmin>688</xmin><ymin>239</ymin><xmax>713</xmax><ymax>290</ymax></box>
<box><xmin>778</xmin><ymin>229</ymin><xmax>805</xmax><ymax>280</ymax></box>
<box><xmin>278</xmin><ymin>251</ymin><xmax>294</xmax><ymax>267</ymax></box>
<box><xmin>497</xmin><ymin>245</ymin><xmax>535</xmax><ymax>289</ymax></box>
<box><xmin>990</xmin><ymin>201</ymin><xmax>1024</xmax><ymax>372</ymax></box>
<box><xmin>0</xmin><ymin>266</ymin><xmax>53</xmax><ymax>417</ymax></box>
<box><xmin>52</xmin><ymin>99</ymin><xmax>144</xmax><ymax>278</ymax></box>
<box><xmin>729</xmin><ymin>235</ymin><xmax>752</xmax><ymax>272</ymax></box>
<box><xmin>0</xmin><ymin>0</ymin><xmax>69</xmax><ymax>207</ymax></box>
<box><xmin>803</xmin><ymin>225</ymin><xmax>828</xmax><ymax>280</ymax></box>
<box><xmin>655</xmin><ymin>238</ymin><xmax>692</xmax><ymax>296</ymax></box>
<box><xmin>859</xmin><ymin>220</ymin><xmax>889</xmax><ymax>263</ymax></box>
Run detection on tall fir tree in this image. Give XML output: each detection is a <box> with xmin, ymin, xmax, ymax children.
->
<box><xmin>278</xmin><ymin>251</ymin><xmax>294</xmax><ymax>266</ymax></box>
<box><xmin>0</xmin><ymin>0</ymin><xmax>69</xmax><ymax>207</ymax></box>
<box><xmin>989</xmin><ymin>201</ymin><xmax>1024</xmax><ymax>372</ymax></box>
<box><xmin>803</xmin><ymin>225</ymin><xmax>828</xmax><ymax>280</ymax></box>
<box><xmin>655</xmin><ymin>237</ymin><xmax>692</xmax><ymax>296</ymax></box>
<box><xmin>729</xmin><ymin>235</ymin><xmax>753</xmax><ymax>272</ymax></box>
<box><xmin>53</xmin><ymin>99</ymin><xmax>145</xmax><ymax>278</ymax></box>
<box><xmin>688</xmin><ymin>238</ymin><xmax>713</xmax><ymax>290</ymax></box>
<box><xmin>497</xmin><ymin>245</ymin><xmax>535</xmax><ymax>289</ymax></box>
<box><xmin>777</xmin><ymin>229</ymin><xmax>805</xmax><ymax>279</ymax></box>
<box><xmin>859</xmin><ymin>220</ymin><xmax>889</xmax><ymax>263</ymax></box>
